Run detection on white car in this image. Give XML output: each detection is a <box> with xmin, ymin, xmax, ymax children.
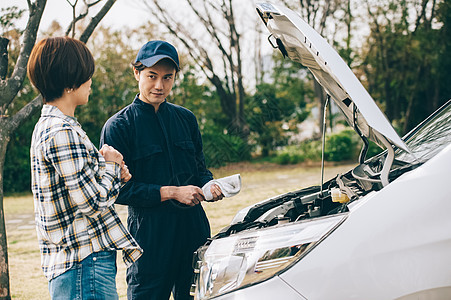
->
<box><xmin>190</xmin><ymin>3</ymin><xmax>451</xmax><ymax>300</ymax></box>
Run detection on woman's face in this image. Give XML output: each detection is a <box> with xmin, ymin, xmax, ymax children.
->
<box><xmin>73</xmin><ymin>78</ymin><xmax>92</xmax><ymax>105</ymax></box>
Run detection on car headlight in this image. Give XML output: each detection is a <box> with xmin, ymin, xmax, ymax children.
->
<box><xmin>191</xmin><ymin>214</ymin><xmax>347</xmax><ymax>299</ymax></box>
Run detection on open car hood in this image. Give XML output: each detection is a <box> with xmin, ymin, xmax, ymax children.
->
<box><xmin>256</xmin><ymin>3</ymin><xmax>409</xmax><ymax>152</ymax></box>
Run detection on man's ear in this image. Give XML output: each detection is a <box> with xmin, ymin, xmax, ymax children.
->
<box><xmin>133</xmin><ymin>67</ymin><xmax>140</xmax><ymax>81</ymax></box>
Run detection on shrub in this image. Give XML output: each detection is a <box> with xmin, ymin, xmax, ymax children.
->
<box><xmin>272</xmin><ymin>143</ymin><xmax>313</xmax><ymax>165</ymax></box>
<box><xmin>325</xmin><ymin>129</ymin><xmax>359</xmax><ymax>161</ymax></box>
<box><xmin>202</xmin><ymin>130</ymin><xmax>251</xmax><ymax>168</ymax></box>
<box><xmin>273</xmin><ymin>152</ymin><xmax>291</xmax><ymax>165</ymax></box>
<box><xmin>4</xmin><ymin>116</ymin><xmax>37</xmax><ymax>194</ymax></box>
<box><xmin>271</xmin><ymin>128</ymin><xmax>365</xmax><ymax>165</ymax></box>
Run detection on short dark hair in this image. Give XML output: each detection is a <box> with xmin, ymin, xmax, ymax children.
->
<box><xmin>27</xmin><ymin>36</ymin><xmax>95</xmax><ymax>103</ymax></box>
<box><xmin>131</xmin><ymin>61</ymin><xmax>146</xmax><ymax>72</ymax></box>
<box><xmin>131</xmin><ymin>58</ymin><xmax>178</xmax><ymax>73</ymax></box>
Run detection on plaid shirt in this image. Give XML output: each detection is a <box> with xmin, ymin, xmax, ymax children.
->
<box><xmin>31</xmin><ymin>105</ymin><xmax>142</xmax><ymax>281</ymax></box>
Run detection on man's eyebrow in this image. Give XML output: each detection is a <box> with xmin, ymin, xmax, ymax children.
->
<box><xmin>145</xmin><ymin>70</ymin><xmax>174</xmax><ymax>77</ymax></box>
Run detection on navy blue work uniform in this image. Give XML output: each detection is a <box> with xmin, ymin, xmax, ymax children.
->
<box><xmin>100</xmin><ymin>96</ymin><xmax>212</xmax><ymax>299</ymax></box>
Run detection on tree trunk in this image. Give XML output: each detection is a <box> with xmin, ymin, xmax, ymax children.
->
<box><xmin>0</xmin><ymin>119</ymin><xmax>11</xmax><ymax>300</ymax></box>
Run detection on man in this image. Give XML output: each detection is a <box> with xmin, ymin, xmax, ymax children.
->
<box><xmin>28</xmin><ymin>36</ymin><xmax>142</xmax><ymax>299</ymax></box>
<box><xmin>100</xmin><ymin>40</ymin><xmax>223</xmax><ymax>299</ymax></box>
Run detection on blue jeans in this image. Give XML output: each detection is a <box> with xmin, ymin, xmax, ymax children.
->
<box><xmin>49</xmin><ymin>251</ymin><xmax>119</xmax><ymax>300</ymax></box>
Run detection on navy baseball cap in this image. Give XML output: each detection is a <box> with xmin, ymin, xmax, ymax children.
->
<box><xmin>134</xmin><ymin>40</ymin><xmax>180</xmax><ymax>71</ymax></box>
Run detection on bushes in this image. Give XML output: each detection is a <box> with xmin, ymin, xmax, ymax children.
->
<box><xmin>273</xmin><ymin>152</ymin><xmax>304</xmax><ymax>165</ymax></box>
<box><xmin>272</xmin><ymin>139</ymin><xmax>321</xmax><ymax>165</ymax></box>
<box><xmin>202</xmin><ymin>129</ymin><xmax>251</xmax><ymax>168</ymax></box>
<box><xmin>324</xmin><ymin>129</ymin><xmax>359</xmax><ymax>161</ymax></box>
<box><xmin>4</xmin><ymin>115</ymin><xmax>37</xmax><ymax>195</ymax></box>
<box><xmin>272</xmin><ymin>129</ymin><xmax>364</xmax><ymax>165</ymax></box>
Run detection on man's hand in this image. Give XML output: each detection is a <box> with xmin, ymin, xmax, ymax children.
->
<box><xmin>160</xmin><ymin>185</ymin><xmax>205</xmax><ymax>206</ymax></box>
<box><xmin>209</xmin><ymin>184</ymin><xmax>224</xmax><ymax>202</ymax></box>
<box><xmin>120</xmin><ymin>161</ymin><xmax>132</xmax><ymax>183</ymax></box>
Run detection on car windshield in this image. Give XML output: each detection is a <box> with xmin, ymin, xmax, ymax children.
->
<box><xmin>395</xmin><ymin>100</ymin><xmax>451</xmax><ymax>164</ymax></box>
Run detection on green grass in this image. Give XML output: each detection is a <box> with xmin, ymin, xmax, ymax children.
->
<box><xmin>4</xmin><ymin>162</ymin><xmax>354</xmax><ymax>299</ymax></box>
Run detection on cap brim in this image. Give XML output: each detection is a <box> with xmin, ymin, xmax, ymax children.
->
<box><xmin>139</xmin><ymin>55</ymin><xmax>180</xmax><ymax>71</ymax></box>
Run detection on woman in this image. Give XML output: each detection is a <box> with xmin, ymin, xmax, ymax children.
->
<box><xmin>28</xmin><ymin>36</ymin><xmax>142</xmax><ymax>299</ymax></box>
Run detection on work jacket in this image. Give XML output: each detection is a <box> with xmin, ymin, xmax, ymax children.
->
<box><xmin>100</xmin><ymin>96</ymin><xmax>212</xmax><ymax>295</ymax></box>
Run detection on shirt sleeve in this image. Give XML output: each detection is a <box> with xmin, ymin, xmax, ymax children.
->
<box><xmin>47</xmin><ymin>128</ymin><xmax>121</xmax><ymax>218</ymax></box>
<box><xmin>100</xmin><ymin>117</ymin><xmax>163</xmax><ymax>208</ymax></box>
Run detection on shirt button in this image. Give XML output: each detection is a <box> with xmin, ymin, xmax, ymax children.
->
<box><xmin>93</xmin><ymin>257</ymin><xmax>97</xmax><ymax>261</ymax></box>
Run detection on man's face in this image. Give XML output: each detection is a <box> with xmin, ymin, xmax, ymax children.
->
<box><xmin>134</xmin><ymin>59</ymin><xmax>176</xmax><ymax>109</ymax></box>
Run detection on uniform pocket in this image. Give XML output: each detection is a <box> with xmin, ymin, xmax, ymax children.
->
<box><xmin>174</xmin><ymin>140</ymin><xmax>195</xmax><ymax>152</ymax></box>
<box><xmin>172</xmin><ymin>140</ymin><xmax>198</xmax><ymax>185</ymax></box>
<box><xmin>131</xmin><ymin>144</ymin><xmax>163</xmax><ymax>161</ymax></box>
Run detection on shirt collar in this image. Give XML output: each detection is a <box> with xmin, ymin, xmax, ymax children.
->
<box><xmin>41</xmin><ymin>104</ymin><xmax>79</xmax><ymax>125</ymax></box>
<box><xmin>41</xmin><ymin>104</ymin><xmax>87</xmax><ymax>138</ymax></box>
<box><xmin>133</xmin><ymin>94</ymin><xmax>168</xmax><ymax>113</ymax></box>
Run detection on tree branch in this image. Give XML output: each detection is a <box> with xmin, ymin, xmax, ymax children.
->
<box><xmin>0</xmin><ymin>0</ymin><xmax>46</xmax><ymax>111</ymax></box>
<box><xmin>80</xmin><ymin>0</ymin><xmax>116</xmax><ymax>43</ymax></box>
<box><xmin>8</xmin><ymin>95</ymin><xmax>43</xmax><ymax>134</ymax></box>
<box><xmin>147</xmin><ymin>0</ymin><xmax>211</xmax><ymax>72</ymax></box>
<box><xmin>0</xmin><ymin>38</ymin><xmax>8</xmax><ymax>80</ymax></box>
<box><xmin>140</xmin><ymin>0</ymin><xmax>246</xmax><ymax>131</ymax></box>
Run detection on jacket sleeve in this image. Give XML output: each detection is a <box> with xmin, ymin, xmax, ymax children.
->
<box><xmin>100</xmin><ymin>116</ymin><xmax>163</xmax><ymax>208</ymax></box>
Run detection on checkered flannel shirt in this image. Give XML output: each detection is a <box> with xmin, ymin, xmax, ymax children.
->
<box><xmin>31</xmin><ymin>105</ymin><xmax>143</xmax><ymax>281</ymax></box>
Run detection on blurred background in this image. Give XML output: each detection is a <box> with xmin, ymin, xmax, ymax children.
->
<box><xmin>1</xmin><ymin>0</ymin><xmax>450</xmax><ymax>194</ymax></box>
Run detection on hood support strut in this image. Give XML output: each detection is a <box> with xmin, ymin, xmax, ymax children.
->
<box><xmin>353</xmin><ymin>105</ymin><xmax>369</xmax><ymax>164</ymax></box>
<box><xmin>320</xmin><ymin>94</ymin><xmax>330</xmax><ymax>196</ymax></box>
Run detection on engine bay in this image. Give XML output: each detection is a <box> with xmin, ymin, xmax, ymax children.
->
<box><xmin>211</xmin><ymin>152</ymin><xmax>419</xmax><ymax>241</ymax></box>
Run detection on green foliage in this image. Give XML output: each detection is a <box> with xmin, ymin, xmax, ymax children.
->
<box><xmin>4</xmin><ymin>1</ymin><xmax>450</xmax><ymax>194</ymax></box>
<box><xmin>202</xmin><ymin>127</ymin><xmax>251</xmax><ymax>168</ymax></box>
<box><xmin>247</xmin><ymin>52</ymin><xmax>315</xmax><ymax>157</ymax></box>
<box><xmin>273</xmin><ymin>151</ymin><xmax>305</xmax><ymax>165</ymax></box>
<box><xmin>324</xmin><ymin>129</ymin><xmax>359</xmax><ymax>161</ymax></box>
<box><xmin>270</xmin><ymin>52</ymin><xmax>314</xmax><ymax>120</ymax></box>
<box><xmin>170</xmin><ymin>65</ymin><xmax>249</xmax><ymax>168</ymax></box>
<box><xmin>171</xmin><ymin>65</ymin><xmax>228</xmax><ymax>129</ymax></box>
<box><xmin>271</xmin><ymin>129</ymin><xmax>364</xmax><ymax>165</ymax></box>
<box><xmin>0</xmin><ymin>6</ymin><xmax>25</xmax><ymax>34</ymax></box>
<box><xmin>361</xmin><ymin>0</ymin><xmax>450</xmax><ymax>134</ymax></box>
<box><xmin>272</xmin><ymin>139</ymin><xmax>321</xmax><ymax>165</ymax></box>
<box><xmin>366</xmin><ymin>141</ymin><xmax>384</xmax><ymax>158</ymax></box>
<box><xmin>77</xmin><ymin>26</ymin><xmax>148</xmax><ymax>145</ymax></box>
<box><xmin>4</xmin><ymin>115</ymin><xmax>38</xmax><ymax>195</ymax></box>
<box><xmin>247</xmin><ymin>82</ymin><xmax>306</xmax><ymax>157</ymax></box>
<box><xmin>270</xmin><ymin>128</ymin><xmax>390</xmax><ymax>166</ymax></box>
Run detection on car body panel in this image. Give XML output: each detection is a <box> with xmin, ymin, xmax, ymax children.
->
<box><xmin>256</xmin><ymin>3</ymin><xmax>409</xmax><ymax>152</ymax></box>
<box><xmin>279</xmin><ymin>143</ymin><xmax>451</xmax><ymax>299</ymax></box>
<box><xmin>214</xmin><ymin>275</ymin><xmax>307</xmax><ymax>300</ymax></box>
